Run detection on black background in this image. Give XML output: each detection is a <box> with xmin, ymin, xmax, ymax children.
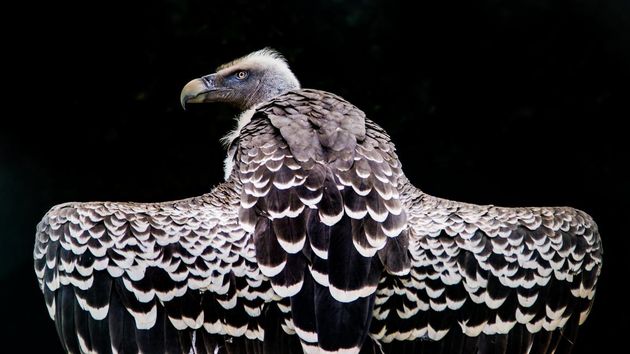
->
<box><xmin>2</xmin><ymin>0</ymin><xmax>629</xmax><ymax>352</ymax></box>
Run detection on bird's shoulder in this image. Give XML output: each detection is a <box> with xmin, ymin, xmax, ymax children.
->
<box><xmin>409</xmin><ymin>192</ymin><xmax>599</xmax><ymax>235</ymax></box>
<box><xmin>237</xmin><ymin>89</ymin><xmax>401</xmax><ymax>166</ymax></box>
<box><xmin>258</xmin><ymin>88</ymin><xmax>363</xmax><ymax>116</ymax></box>
<box><xmin>250</xmin><ymin>89</ymin><xmax>366</xmax><ymax>135</ymax></box>
<box><xmin>34</xmin><ymin>183</ymin><xmax>242</xmax><ymax>259</ymax></box>
<box><xmin>41</xmin><ymin>190</ymin><xmax>235</xmax><ymax>225</ymax></box>
<box><xmin>402</xmin><ymin>189</ymin><xmax>603</xmax><ymax>280</ymax></box>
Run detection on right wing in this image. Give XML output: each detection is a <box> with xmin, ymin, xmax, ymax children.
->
<box><xmin>33</xmin><ymin>181</ymin><xmax>294</xmax><ymax>354</ymax></box>
<box><xmin>371</xmin><ymin>182</ymin><xmax>603</xmax><ymax>353</ymax></box>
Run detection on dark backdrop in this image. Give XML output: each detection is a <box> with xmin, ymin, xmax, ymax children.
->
<box><xmin>2</xmin><ymin>0</ymin><xmax>628</xmax><ymax>352</ymax></box>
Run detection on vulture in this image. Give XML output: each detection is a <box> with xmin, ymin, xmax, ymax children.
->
<box><xmin>34</xmin><ymin>48</ymin><xmax>603</xmax><ymax>354</ymax></box>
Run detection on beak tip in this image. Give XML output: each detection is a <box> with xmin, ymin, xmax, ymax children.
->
<box><xmin>180</xmin><ymin>96</ymin><xmax>189</xmax><ymax>111</ymax></box>
<box><xmin>180</xmin><ymin>77</ymin><xmax>211</xmax><ymax>111</ymax></box>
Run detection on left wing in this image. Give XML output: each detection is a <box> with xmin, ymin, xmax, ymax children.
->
<box><xmin>32</xmin><ymin>182</ymin><xmax>294</xmax><ymax>354</ymax></box>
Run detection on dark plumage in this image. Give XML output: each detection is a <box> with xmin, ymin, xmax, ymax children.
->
<box><xmin>34</xmin><ymin>48</ymin><xmax>602</xmax><ymax>354</ymax></box>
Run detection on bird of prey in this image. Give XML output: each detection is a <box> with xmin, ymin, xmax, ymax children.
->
<box><xmin>34</xmin><ymin>48</ymin><xmax>603</xmax><ymax>354</ymax></box>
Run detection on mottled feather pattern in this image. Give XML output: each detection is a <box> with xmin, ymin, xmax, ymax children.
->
<box><xmin>236</xmin><ymin>90</ymin><xmax>410</xmax><ymax>353</ymax></box>
<box><xmin>369</xmin><ymin>178</ymin><xmax>602</xmax><ymax>353</ymax></box>
<box><xmin>34</xmin><ymin>88</ymin><xmax>602</xmax><ymax>354</ymax></box>
<box><xmin>33</xmin><ymin>182</ymin><xmax>283</xmax><ymax>353</ymax></box>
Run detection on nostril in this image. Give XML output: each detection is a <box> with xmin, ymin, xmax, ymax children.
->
<box><xmin>201</xmin><ymin>74</ymin><xmax>216</xmax><ymax>88</ymax></box>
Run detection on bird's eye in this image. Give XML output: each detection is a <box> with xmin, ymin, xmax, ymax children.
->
<box><xmin>235</xmin><ymin>71</ymin><xmax>249</xmax><ymax>80</ymax></box>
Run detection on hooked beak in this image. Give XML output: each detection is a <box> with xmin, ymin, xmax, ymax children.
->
<box><xmin>180</xmin><ymin>74</ymin><xmax>221</xmax><ymax>109</ymax></box>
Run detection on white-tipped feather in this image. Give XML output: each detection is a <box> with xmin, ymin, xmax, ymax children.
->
<box><xmin>271</xmin><ymin>279</ymin><xmax>304</xmax><ymax>297</ymax></box>
<box><xmin>128</xmin><ymin>304</ymin><xmax>157</xmax><ymax>330</ymax></box>
<box><xmin>329</xmin><ymin>284</ymin><xmax>378</xmax><ymax>303</ymax></box>
<box><xmin>276</xmin><ymin>234</ymin><xmax>306</xmax><ymax>254</ymax></box>
<box><xmin>258</xmin><ymin>260</ymin><xmax>287</xmax><ymax>277</ymax></box>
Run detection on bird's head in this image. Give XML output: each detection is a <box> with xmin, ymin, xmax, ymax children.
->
<box><xmin>180</xmin><ymin>48</ymin><xmax>300</xmax><ymax>110</ymax></box>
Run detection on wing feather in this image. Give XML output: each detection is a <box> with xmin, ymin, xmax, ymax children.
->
<box><xmin>372</xmin><ymin>182</ymin><xmax>603</xmax><ymax>353</ymax></box>
<box><xmin>33</xmin><ymin>182</ymin><xmax>291</xmax><ymax>353</ymax></box>
<box><xmin>35</xmin><ymin>87</ymin><xmax>603</xmax><ymax>354</ymax></box>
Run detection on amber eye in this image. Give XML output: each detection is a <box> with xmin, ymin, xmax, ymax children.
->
<box><xmin>235</xmin><ymin>71</ymin><xmax>249</xmax><ymax>80</ymax></box>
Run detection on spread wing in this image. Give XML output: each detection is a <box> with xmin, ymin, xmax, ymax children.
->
<box><xmin>34</xmin><ymin>86</ymin><xmax>603</xmax><ymax>354</ymax></box>
<box><xmin>371</xmin><ymin>182</ymin><xmax>603</xmax><ymax>353</ymax></box>
<box><xmin>32</xmin><ymin>181</ymin><xmax>295</xmax><ymax>354</ymax></box>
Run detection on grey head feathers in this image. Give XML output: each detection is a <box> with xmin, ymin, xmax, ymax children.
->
<box><xmin>181</xmin><ymin>48</ymin><xmax>300</xmax><ymax>111</ymax></box>
<box><xmin>180</xmin><ymin>48</ymin><xmax>301</xmax><ymax>152</ymax></box>
<box><xmin>216</xmin><ymin>48</ymin><xmax>291</xmax><ymax>72</ymax></box>
<box><xmin>215</xmin><ymin>48</ymin><xmax>301</xmax><ymax>108</ymax></box>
